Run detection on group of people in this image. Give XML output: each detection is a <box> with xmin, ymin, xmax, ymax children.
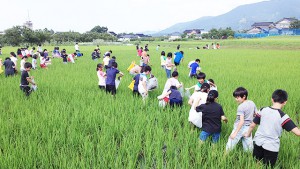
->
<box><xmin>1</xmin><ymin>43</ymin><xmax>299</xmax><ymax>168</ymax></box>
<box><xmin>0</xmin><ymin>44</ymin><xmax>84</xmax><ymax>96</ymax></box>
<box><xmin>129</xmin><ymin>44</ymin><xmax>300</xmax><ymax>167</ymax></box>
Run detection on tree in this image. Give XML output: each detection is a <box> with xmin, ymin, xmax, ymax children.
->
<box><xmin>90</xmin><ymin>26</ymin><xmax>108</xmax><ymax>33</ymax></box>
<box><xmin>3</xmin><ymin>26</ymin><xmax>23</xmax><ymax>46</ymax></box>
<box><xmin>290</xmin><ymin>20</ymin><xmax>300</xmax><ymax>29</ymax></box>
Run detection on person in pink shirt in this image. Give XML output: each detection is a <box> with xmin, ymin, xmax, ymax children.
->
<box><xmin>137</xmin><ymin>47</ymin><xmax>143</xmax><ymax>57</ymax></box>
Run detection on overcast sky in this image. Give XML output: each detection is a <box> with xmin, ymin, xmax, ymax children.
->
<box><xmin>0</xmin><ymin>0</ymin><xmax>267</xmax><ymax>33</ymax></box>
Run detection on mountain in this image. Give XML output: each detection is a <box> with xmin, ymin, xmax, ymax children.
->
<box><xmin>154</xmin><ymin>0</ymin><xmax>300</xmax><ymax>35</ymax></box>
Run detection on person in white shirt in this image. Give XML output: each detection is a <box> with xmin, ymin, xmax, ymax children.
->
<box><xmin>188</xmin><ymin>83</ymin><xmax>210</xmax><ymax>128</ymax></box>
<box><xmin>138</xmin><ymin>66</ymin><xmax>152</xmax><ymax>101</ymax></box>
<box><xmin>10</xmin><ymin>52</ymin><xmax>18</xmax><ymax>72</ymax></box>
<box><xmin>165</xmin><ymin>52</ymin><xmax>175</xmax><ymax>78</ymax></box>
<box><xmin>75</xmin><ymin>43</ymin><xmax>79</xmax><ymax>52</ymax></box>
<box><xmin>20</xmin><ymin>56</ymin><xmax>28</xmax><ymax>71</ymax></box>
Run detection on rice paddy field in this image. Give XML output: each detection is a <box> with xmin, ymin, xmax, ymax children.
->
<box><xmin>0</xmin><ymin>36</ymin><xmax>300</xmax><ymax>168</ymax></box>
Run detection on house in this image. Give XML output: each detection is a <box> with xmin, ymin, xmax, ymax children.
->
<box><xmin>0</xmin><ymin>31</ymin><xmax>5</xmax><ymax>35</ymax></box>
<box><xmin>136</xmin><ymin>34</ymin><xmax>152</xmax><ymax>38</ymax></box>
<box><xmin>183</xmin><ymin>29</ymin><xmax>202</xmax><ymax>36</ymax></box>
<box><xmin>108</xmin><ymin>31</ymin><xmax>117</xmax><ymax>36</ymax></box>
<box><xmin>269</xmin><ymin>27</ymin><xmax>280</xmax><ymax>35</ymax></box>
<box><xmin>168</xmin><ymin>32</ymin><xmax>182</xmax><ymax>41</ymax></box>
<box><xmin>251</xmin><ymin>22</ymin><xmax>275</xmax><ymax>30</ymax></box>
<box><xmin>117</xmin><ymin>34</ymin><xmax>139</xmax><ymax>42</ymax></box>
<box><xmin>276</xmin><ymin>18</ymin><xmax>298</xmax><ymax>29</ymax></box>
<box><xmin>247</xmin><ymin>27</ymin><xmax>268</xmax><ymax>34</ymax></box>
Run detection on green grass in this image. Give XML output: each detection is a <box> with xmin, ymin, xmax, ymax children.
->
<box><xmin>0</xmin><ymin>37</ymin><xmax>300</xmax><ymax>168</ymax></box>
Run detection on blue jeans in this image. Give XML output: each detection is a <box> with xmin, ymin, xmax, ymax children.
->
<box><xmin>199</xmin><ymin>131</ymin><xmax>221</xmax><ymax>143</ymax></box>
<box><xmin>165</xmin><ymin>69</ymin><xmax>171</xmax><ymax>78</ymax></box>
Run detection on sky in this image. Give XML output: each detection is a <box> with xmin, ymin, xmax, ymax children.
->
<box><xmin>0</xmin><ymin>0</ymin><xmax>267</xmax><ymax>33</ymax></box>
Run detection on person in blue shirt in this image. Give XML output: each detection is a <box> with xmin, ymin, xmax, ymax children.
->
<box><xmin>158</xmin><ymin>85</ymin><xmax>183</xmax><ymax>108</ymax></box>
<box><xmin>105</xmin><ymin>62</ymin><xmax>123</xmax><ymax>96</ymax></box>
<box><xmin>189</xmin><ymin>59</ymin><xmax>200</xmax><ymax>78</ymax></box>
<box><xmin>174</xmin><ymin>51</ymin><xmax>184</xmax><ymax>66</ymax></box>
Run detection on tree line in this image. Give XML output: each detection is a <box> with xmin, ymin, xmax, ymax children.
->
<box><xmin>0</xmin><ymin>25</ymin><xmax>117</xmax><ymax>46</ymax></box>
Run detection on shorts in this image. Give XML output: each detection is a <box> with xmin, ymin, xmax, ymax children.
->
<box><xmin>174</xmin><ymin>62</ymin><xmax>180</xmax><ymax>66</ymax></box>
<box><xmin>106</xmin><ymin>85</ymin><xmax>116</xmax><ymax>95</ymax></box>
<box><xmin>253</xmin><ymin>144</ymin><xmax>278</xmax><ymax>168</ymax></box>
<box><xmin>199</xmin><ymin>131</ymin><xmax>221</xmax><ymax>143</ymax></box>
<box><xmin>190</xmin><ymin>74</ymin><xmax>197</xmax><ymax>78</ymax></box>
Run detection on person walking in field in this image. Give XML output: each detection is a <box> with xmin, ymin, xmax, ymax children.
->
<box><xmin>75</xmin><ymin>42</ymin><xmax>79</xmax><ymax>52</ymax></box>
<box><xmin>137</xmin><ymin>47</ymin><xmax>143</xmax><ymax>57</ymax></box>
<box><xmin>3</xmin><ymin>57</ymin><xmax>15</xmax><ymax>77</ymax></box>
<box><xmin>142</xmin><ymin>54</ymin><xmax>150</xmax><ymax>67</ymax></box>
<box><xmin>188</xmin><ymin>83</ymin><xmax>210</xmax><ymax>128</ymax></box>
<box><xmin>20</xmin><ymin>56</ymin><xmax>28</xmax><ymax>72</ymax></box>
<box><xmin>244</xmin><ymin>89</ymin><xmax>300</xmax><ymax>168</ymax></box>
<box><xmin>20</xmin><ymin>62</ymin><xmax>36</xmax><ymax>96</ymax></box>
<box><xmin>10</xmin><ymin>52</ymin><xmax>18</xmax><ymax>73</ymax></box>
<box><xmin>105</xmin><ymin>62</ymin><xmax>123</xmax><ymax>96</ymax></box>
<box><xmin>160</xmin><ymin>51</ymin><xmax>166</xmax><ymax>69</ymax></box>
<box><xmin>165</xmin><ymin>52</ymin><xmax>175</xmax><ymax>78</ymax></box>
<box><xmin>225</xmin><ymin>87</ymin><xmax>258</xmax><ymax>152</ymax></box>
<box><xmin>96</xmin><ymin>63</ymin><xmax>106</xmax><ymax>90</ymax></box>
<box><xmin>189</xmin><ymin>59</ymin><xmax>200</xmax><ymax>78</ymax></box>
<box><xmin>174</xmin><ymin>51</ymin><xmax>184</xmax><ymax>66</ymax></box>
<box><xmin>196</xmin><ymin>90</ymin><xmax>228</xmax><ymax>143</ymax></box>
<box><xmin>138</xmin><ymin>65</ymin><xmax>152</xmax><ymax>100</ymax></box>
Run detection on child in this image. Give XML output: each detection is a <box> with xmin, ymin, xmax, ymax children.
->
<box><xmin>20</xmin><ymin>62</ymin><xmax>36</xmax><ymax>96</ymax></box>
<box><xmin>61</xmin><ymin>51</ymin><xmax>68</xmax><ymax>64</ymax></box>
<box><xmin>3</xmin><ymin>57</ymin><xmax>15</xmax><ymax>77</ymax></box>
<box><xmin>32</xmin><ymin>54</ymin><xmax>38</xmax><ymax>69</ymax></box>
<box><xmin>138</xmin><ymin>65</ymin><xmax>152</xmax><ymax>100</ymax></box>
<box><xmin>20</xmin><ymin>56</ymin><xmax>28</xmax><ymax>72</ymax></box>
<box><xmin>0</xmin><ymin>58</ymin><xmax>3</xmax><ymax>74</ymax></box>
<box><xmin>196</xmin><ymin>90</ymin><xmax>228</xmax><ymax>143</ymax></box>
<box><xmin>165</xmin><ymin>52</ymin><xmax>175</xmax><ymax>78</ymax></box>
<box><xmin>137</xmin><ymin>47</ymin><xmax>143</xmax><ymax>57</ymax></box>
<box><xmin>244</xmin><ymin>89</ymin><xmax>300</xmax><ymax>168</ymax></box>
<box><xmin>185</xmin><ymin>72</ymin><xmax>208</xmax><ymax>92</ymax></box>
<box><xmin>96</xmin><ymin>64</ymin><xmax>106</xmax><ymax>90</ymax></box>
<box><xmin>107</xmin><ymin>56</ymin><xmax>116</xmax><ymax>69</ymax></box>
<box><xmin>160</xmin><ymin>51</ymin><xmax>166</xmax><ymax>69</ymax></box>
<box><xmin>158</xmin><ymin>71</ymin><xmax>183</xmax><ymax>107</ymax></box>
<box><xmin>129</xmin><ymin>64</ymin><xmax>141</xmax><ymax>76</ymax></box>
<box><xmin>189</xmin><ymin>59</ymin><xmax>200</xmax><ymax>78</ymax></box>
<box><xmin>142</xmin><ymin>54</ymin><xmax>150</xmax><ymax>67</ymax></box>
<box><xmin>40</xmin><ymin>56</ymin><xmax>47</xmax><ymax>69</ymax></box>
<box><xmin>158</xmin><ymin>86</ymin><xmax>183</xmax><ymax>108</ymax></box>
<box><xmin>188</xmin><ymin>83</ymin><xmax>210</xmax><ymax>128</ymax></box>
<box><xmin>105</xmin><ymin>62</ymin><xmax>123</xmax><ymax>96</ymax></box>
<box><xmin>10</xmin><ymin>52</ymin><xmax>18</xmax><ymax>73</ymax></box>
<box><xmin>103</xmin><ymin>54</ymin><xmax>110</xmax><ymax>69</ymax></box>
<box><xmin>92</xmin><ymin>49</ymin><xmax>98</xmax><ymax>61</ymax></box>
<box><xmin>174</xmin><ymin>51</ymin><xmax>184</xmax><ymax>66</ymax></box>
<box><xmin>132</xmin><ymin>73</ymin><xmax>141</xmax><ymax>96</ymax></box>
<box><xmin>68</xmin><ymin>53</ymin><xmax>76</xmax><ymax>63</ymax></box>
<box><xmin>208</xmin><ymin>79</ymin><xmax>217</xmax><ymax>91</ymax></box>
<box><xmin>225</xmin><ymin>87</ymin><xmax>258</xmax><ymax>152</ymax></box>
